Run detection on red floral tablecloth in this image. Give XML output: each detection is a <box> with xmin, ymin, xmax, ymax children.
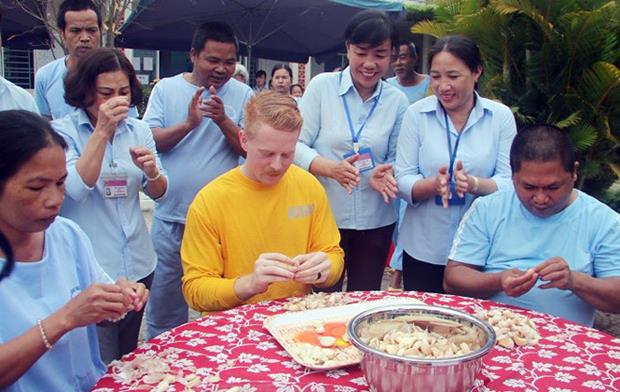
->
<box><xmin>93</xmin><ymin>291</ymin><xmax>620</xmax><ymax>391</ymax></box>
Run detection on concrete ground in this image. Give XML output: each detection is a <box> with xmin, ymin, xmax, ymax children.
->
<box><xmin>138</xmin><ymin>205</ymin><xmax>619</xmax><ymax>341</ymax></box>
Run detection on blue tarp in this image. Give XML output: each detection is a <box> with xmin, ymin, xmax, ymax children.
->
<box><xmin>117</xmin><ymin>0</ymin><xmax>404</xmax><ymax>62</ymax></box>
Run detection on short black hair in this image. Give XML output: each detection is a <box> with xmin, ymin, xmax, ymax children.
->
<box><xmin>57</xmin><ymin>0</ymin><xmax>102</xmax><ymax>31</ymax></box>
<box><xmin>399</xmin><ymin>40</ymin><xmax>418</xmax><ymax>58</ymax></box>
<box><xmin>510</xmin><ymin>124</ymin><xmax>576</xmax><ymax>174</ymax></box>
<box><xmin>255</xmin><ymin>70</ymin><xmax>266</xmax><ymax>78</ymax></box>
<box><xmin>191</xmin><ymin>21</ymin><xmax>238</xmax><ymax>53</ymax></box>
<box><xmin>64</xmin><ymin>48</ymin><xmax>143</xmax><ymax>109</ymax></box>
<box><xmin>429</xmin><ymin>35</ymin><xmax>483</xmax><ymax>74</ymax></box>
<box><xmin>0</xmin><ymin>110</ymin><xmax>67</xmax><ymax>193</ymax></box>
<box><xmin>271</xmin><ymin>64</ymin><xmax>292</xmax><ymax>79</ymax></box>
<box><xmin>344</xmin><ymin>9</ymin><xmax>399</xmax><ymax>51</ymax></box>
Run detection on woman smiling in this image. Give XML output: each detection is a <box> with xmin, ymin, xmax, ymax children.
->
<box><xmin>294</xmin><ymin>10</ymin><xmax>409</xmax><ymax>291</ymax></box>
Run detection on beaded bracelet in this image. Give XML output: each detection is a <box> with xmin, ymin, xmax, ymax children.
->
<box><xmin>146</xmin><ymin>172</ymin><xmax>161</xmax><ymax>182</ymax></box>
<box><xmin>37</xmin><ymin>319</ymin><xmax>53</xmax><ymax>350</ymax></box>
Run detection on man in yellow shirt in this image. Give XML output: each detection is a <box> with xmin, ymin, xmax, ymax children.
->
<box><xmin>181</xmin><ymin>91</ymin><xmax>344</xmax><ymax>312</ymax></box>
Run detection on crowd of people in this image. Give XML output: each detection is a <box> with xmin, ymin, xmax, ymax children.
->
<box><xmin>0</xmin><ymin>0</ymin><xmax>619</xmax><ymax>391</ymax></box>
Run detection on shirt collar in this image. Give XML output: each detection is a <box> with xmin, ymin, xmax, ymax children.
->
<box><xmin>420</xmin><ymin>91</ymin><xmax>488</xmax><ymax>130</ymax></box>
<box><xmin>338</xmin><ymin>67</ymin><xmax>382</xmax><ymax>101</ymax></box>
<box><xmin>419</xmin><ymin>91</ymin><xmax>485</xmax><ymax>111</ymax></box>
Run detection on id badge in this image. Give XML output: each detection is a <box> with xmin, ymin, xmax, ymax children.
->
<box><xmin>435</xmin><ymin>182</ymin><xmax>466</xmax><ymax>206</ymax></box>
<box><xmin>344</xmin><ymin>147</ymin><xmax>375</xmax><ymax>173</ymax></box>
<box><xmin>102</xmin><ymin>171</ymin><xmax>128</xmax><ymax>198</ymax></box>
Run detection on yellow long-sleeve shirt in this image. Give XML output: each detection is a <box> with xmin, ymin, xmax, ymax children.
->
<box><xmin>181</xmin><ymin>165</ymin><xmax>344</xmax><ymax>312</ymax></box>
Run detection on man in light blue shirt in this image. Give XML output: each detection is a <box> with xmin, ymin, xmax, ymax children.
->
<box><xmin>33</xmin><ymin>0</ymin><xmax>138</xmax><ymax>120</ymax></box>
<box><xmin>35</xmin><ymin>0</ymin><xmax>102</xmax><ymax>119</ymax></box>
<box><xmin>143</xmin><ymin>21</ymin><xmax>252</xmax><ymax>338</ymax></box>
<box><xmin>386</xmin><ymin>40</ymin><xmax>430</xmax><ymax>105</ymax></box>
<box><xmin>445</xmin><ymin>124</ymin><xmax>620</xmax><ymax>326</ymax></box>
<box><xmin>385</xmin><ymin>40</ymin><xmax>431</xmax><ymax>289</ymax></box>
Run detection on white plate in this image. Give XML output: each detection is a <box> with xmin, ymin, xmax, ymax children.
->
<box><xmin>264</xmin><ymin>297</ymin><xmax>423</xmax><ymax>370</ymax></box>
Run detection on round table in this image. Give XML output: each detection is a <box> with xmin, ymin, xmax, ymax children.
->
<box><xmin>93</xmin><ymin>291</ymin><xmax>620</xmax><ymax>391</ymax></box>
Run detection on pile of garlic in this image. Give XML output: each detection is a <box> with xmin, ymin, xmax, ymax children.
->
<box><xmin>284</xmin><ymin>292</ymin><xmax>355</xmax><ymax>311</ymax></box>
<box><xmin>288</xmin><ymin>342</ymin><xmax>361</xmax><ymax>367</ymax></box>
<box><xmin>358</xmin><ymin>315</ymin><xmax>485</xmax><ymax>359</ymax></box>
<box><xmin>475</xmin><ymin>308</ymin><xmax>540</xmax><ymax>349</ymax></box>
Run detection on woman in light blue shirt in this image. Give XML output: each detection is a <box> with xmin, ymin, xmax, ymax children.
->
<box><xmin>394</xmin><ymin>35</ymin><xmax>517</xmax><ymax>293</ymax></box>
<box><xmin>0</xmin><ymin>110</ymin><xmax>148</xmax><ymax>392</ymax></box>
<box><xmin>295</xmin><ymin>10</ymin><xmax>408</xmax><ymax>291</ymax></box>
<box><xmin>52</xmin><ymin>48</ymin><xmax>167</xmax><ymax>363</ymax></box>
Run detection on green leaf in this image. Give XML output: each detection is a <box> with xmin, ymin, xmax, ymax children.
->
<box><xmin>555</xmin><ymin>112</ymin><xmax>582</xmax><ymax>128</ymax></box>
<box><xmin>411</xmin><ymin>20</ymin><xmax>449</xmax><ymax>37</ymax></box>
<box><xmin>568</xmin><ymin>124</ymin><xmax>598</xmax><ymax>151</ymax></box>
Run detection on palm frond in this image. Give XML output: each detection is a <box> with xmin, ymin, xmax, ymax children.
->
<box><xmin>410</xmin><ymin>20</ymin><xmax>448</xmax><ymax>38</ymax></box>
<box><xmin>555</xmin><ymin>111</ymin><xmax>582</xmax><ymax>128</ymax></box>
<box><xmin>610</xmin><ymin>162</ymin><xmax>620</xmax><ymax>179</ymax></box>
<box><xmin>567</xmin><ymin>123</ymin><xmax>598</xmax><ymax>151</ymax></box>
<box><xmin>491</xmin><ymin>0</ymin><xmax>558</xmax><ymax>40</ymax></box>
<box><xmin>578</xmin><ymin>62</ymin><xmax>620</xmax><ymax>111</ymax></box>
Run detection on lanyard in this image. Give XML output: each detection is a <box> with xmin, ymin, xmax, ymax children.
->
<box><xmin>340</xmin><ymin>71</ymin><xmax>382</xmax><ymax>153</ymax></box>
<box><xmin>443</xmin><ymin>109</ymin><xmax>462</xmax><ymax>181</ymax></box>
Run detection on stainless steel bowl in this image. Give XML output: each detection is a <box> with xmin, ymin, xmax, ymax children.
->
<box><xmin>348</xmin><ymin>304</ymin><xmax>496</xmax><ymax>392</ymax></box>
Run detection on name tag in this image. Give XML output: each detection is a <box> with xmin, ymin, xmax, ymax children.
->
<box><xmin>435</xmin><ymin>182</ymin><xmax>466</xmax><ymax>206</ymax></box>
<box><xmin>102</xmin><ymin>171</ymin><xmax>128</xmax><ymax>198</ymax></box>
<box><xmin>344</xmin><ymin>147</ymin><xmax>375</xmax><ymax>173</ymax></box>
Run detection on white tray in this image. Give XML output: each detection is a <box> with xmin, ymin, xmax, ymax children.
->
<box><xmin>264</xmin><ymin>297</ymin><xmax>423</xmax><ymax>370</ymax></box>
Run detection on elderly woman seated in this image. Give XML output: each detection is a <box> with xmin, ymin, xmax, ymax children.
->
<box><xmin>0</xmin><ymin>110</ymin><xmax>148</xmax><ymax>391</ymax></box>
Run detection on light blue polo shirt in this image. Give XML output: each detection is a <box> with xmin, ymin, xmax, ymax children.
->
<box><xmin>143</xmin><ymin>74</ymin><xmax>253</xmax><ymax>223</ymax></box>
<box><xmin>0</xmin><ymin>76</ymin><xmax>39</xmax><ymax>112</ymax></box>
<box><xmin>394</xmin><ymin>93</ymin><xmax>516</xmax><ymax>265</ymax></box>
<box><xmin>449</xmin><ymin>189</ymin><xmax>620</xmax><ymax>326</ymax></box>
<box><xmin>0</xmin><ymin>217</ymin><xmax>109</xmax><ymax>392</ymax></box>
<box><xmin>294</xmin><ymin>67</ymin><xmax>408</xmax><ymax>230</ymax></box>
<box><xmin>386</xmin><ymin>75</ymin><xmax>430</xmax><ymax>104</ymax></box>
<box><xmin>35</xmin><ymin>57</ymin><xmax>139</xmax><ymax>120</ymax></box>
<box><xmin>53</xmin><ymin>109</ymin><xmax>167</xmax><ymax>281</ymax></box>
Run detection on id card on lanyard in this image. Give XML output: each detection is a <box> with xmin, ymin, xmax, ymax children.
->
<box><xmin>102</xmin><ymin>160</ymin><xmax>128</xmax><ymax>199</ymax></box>
<box><xmin>340</xmin><ymin>71</ymin><xmax>381</xmax><ymax>173</ymax></box>
<box><xmin>435</xmin><ymin>107</ymin><xmax>469</xmax><ymax>206</ymax></box>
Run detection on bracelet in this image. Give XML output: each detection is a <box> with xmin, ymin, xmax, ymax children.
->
<box><xmin>471</xmin><ymin>175</ymin><xmax>480</xmax><ymax>193</ymax></box>
<box><xmin>37</xmin><ymin>319</ymin><xmax>53</xmax><ymax>350</ymax></box>
<box><xmin>146</xmin><ymin>172</ymin><xmax>161</xmax><ymax>182</ymax></box>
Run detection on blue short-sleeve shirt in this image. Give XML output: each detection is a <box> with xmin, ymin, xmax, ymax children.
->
<box><xmin>386</xmin><ymin>75</ymin><xmax>430</xmax><ymax>104</ymax></box>
<box><xmin>449</xmin><ymin>189</ymin><xmax>620</xmax><ymax>326</ymax></box>
<box><xmin>0</xmin><ymin>218</ymin><xmax>108</xmax><ymax>392</ymax></box>
<box><xmin>143</xmin><ymin>74</ymin><xmax>253</xmax><ymax>223</ymax></box>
